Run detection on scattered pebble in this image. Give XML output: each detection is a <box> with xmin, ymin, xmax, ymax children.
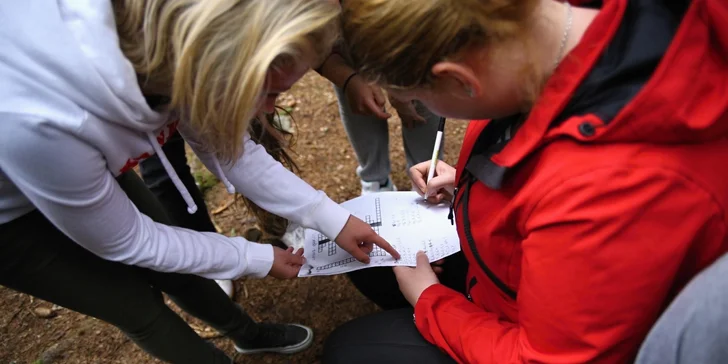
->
<box><xmin>33</xmin><ymin>307</ymin><xmax>56</xmax><ymax>319</ymax></box>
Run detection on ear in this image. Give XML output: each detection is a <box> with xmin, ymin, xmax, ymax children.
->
<box><xmin>431</xmin><ymin>61</ymin><xmax>481</xmax><ymax>98</ymax></box>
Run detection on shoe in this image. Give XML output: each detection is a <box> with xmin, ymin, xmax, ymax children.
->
<box><xmin>234</xmin><ymin>323</ymin><xmax>314</xmax><ymax>355</ymax></box>
<box><xmin>360</xmin><ymin>177</ymin><xmax>398</xmax><ymax>195</ymax></box>
<box><xmin>215</xmin><ymin>279</ymin><xmax>235</xmax><ymax>298</ymax></box>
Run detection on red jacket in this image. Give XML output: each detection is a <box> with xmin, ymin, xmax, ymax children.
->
<box><xmin>414</xmin><ymin>0</ymin><xmax>728</xmax><ymax>363</ymax></box>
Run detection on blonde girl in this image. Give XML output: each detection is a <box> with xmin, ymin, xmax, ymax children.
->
<box><xmin>0</xmin><ymin>0</ymin><xmax>397</xmax><ymax>362</ymax></box>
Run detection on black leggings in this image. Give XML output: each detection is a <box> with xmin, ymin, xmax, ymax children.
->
<box><xmin>324</xmin><ymin>253</ymin><xmax>467</xmax><ymax>364</ymax></box>
<box><xmin>0</xmin><ymin>171</ymin><xmax>255</xmax><ymax>363</ymax></box>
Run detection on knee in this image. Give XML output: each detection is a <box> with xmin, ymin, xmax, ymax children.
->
<box><xmin>111</xmin><ymin>285</ymin><xmax>168</xmax><ymax>336</ymax></box>
<box><xmin>322</xmin><ymin>321</ymin><xmax>360</xmax><ymax>364</ymax></box>
<box><xmin>323</xmin><ymin>309</ymin><xmax>436</xmax><ymax>364</ymax></box>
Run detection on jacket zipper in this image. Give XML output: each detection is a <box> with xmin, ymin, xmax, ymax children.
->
<box><xmin>460</xmin><ymin>176</ymin><xmax>518</xmax><ymax>300</ymax></box>
<box><xmin>466</xmin><ymin>276</ymin><xmax>477</xmax><ymax>301</ymax></box>
<box><xmin>448</xmin><ymin>187</ymin><xmax>458</xmax><ymax>225</ymax></box>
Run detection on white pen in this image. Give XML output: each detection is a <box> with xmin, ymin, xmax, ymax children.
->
<box><xmin>425</xmin><ymin>117</ymin><xmax>446</xmax><ymax>199</ymax></box>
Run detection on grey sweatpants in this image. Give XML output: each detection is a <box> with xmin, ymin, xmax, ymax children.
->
<box><xmin>334</xmin><ymin>86</ymin><xmax>443</xmax><ymax>183</ymax></box>
<box><xmin>636</xmin><ymin>252</ymin><xmax>728</xmax><ymax>364</ymax></box>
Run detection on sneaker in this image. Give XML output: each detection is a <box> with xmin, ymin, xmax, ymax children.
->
<box><xmin>234</xmin><ymin>323</ymin><xmax>314</xmax><ymax>355</ymax></box>
<box><xmin>215</xmin><ymin>280</ymin><xmax>235</xmax><ymax>298</ymax></box>
<box><xmin>360</xmin><ymin>177</ymin><xmax>398</xmax><ymax>195</ymax></box>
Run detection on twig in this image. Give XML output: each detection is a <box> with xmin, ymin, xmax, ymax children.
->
<box><xmin>7</xmin><ymin>306</ymin><xmax>23</xmax><ymax>324</ymax></box>
<box><xmin>211</xmin><ymin>198</ymin><xmax>236</xmax><ymax>215</ymax></box>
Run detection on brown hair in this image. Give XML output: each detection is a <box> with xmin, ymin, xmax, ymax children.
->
<box><xmin>341</xmin><ymin>0</ymin><xmax>542</xmax><ymax>103</ymax></box>
<box><xmin>242</xmin><ymin>111</ymin><xmax>299</xmax><ymax>244</ymax></box>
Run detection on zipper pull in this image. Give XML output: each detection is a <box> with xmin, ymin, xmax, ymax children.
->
<box><xmin>448</xmin><ymin>188</ymin><xmax>458</xmax><ymax>225</ymax></box>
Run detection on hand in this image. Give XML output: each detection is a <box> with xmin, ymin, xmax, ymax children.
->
<box><xmin>268</xmin><ymin>247</ymin><xmax>305</xmax><ymax>279</ymax></box>
<box><xmin>335</xmin><ymin>215</ymin><xmax>401</xmax><ymax>263</ymax></box>
<box><xmin>393</xmin><ymin>251</ymin><xmax>440</xmax><ymax>306</ymax></box>
<box><xmin>409</xmin><ymin>160</ymin><xmax>456</xmax><ymax>204</ymax></box>
<box><xmin>344</xmin><ymin>74</ymin><xmax>391</xmax><ymax>119</ymax></box>
<box><xmin>390</xmin><ymin>97</ymin><xmax>426</xmax><ymax>129</ymax></box>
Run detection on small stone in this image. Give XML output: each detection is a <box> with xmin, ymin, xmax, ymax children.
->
<box><xmin>33</xmin><ymin>307</ymin><xmax>56</xmax><ymax>318</ymax></box>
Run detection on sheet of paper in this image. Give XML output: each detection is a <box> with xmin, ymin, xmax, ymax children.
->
<box><xmin>298</xmin><ymin>191</ymin><xmax>460</xmax><ymax>277</ymax></box>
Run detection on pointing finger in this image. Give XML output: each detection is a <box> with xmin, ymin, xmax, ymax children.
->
<box><xmin>370</xmin><ymin>234</ymin><xmax>400</xmax><ymax>260</ymax></box>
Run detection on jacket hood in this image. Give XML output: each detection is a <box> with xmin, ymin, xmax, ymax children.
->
<box><xmin>488</xmin><ymin>0</ymin><xmax>728</xmax><ymax>171</ymax></box>
<box><xmin>0</xmin><ymin>0</ymin><xmax>163</xmax><ymax>131</ymax></box>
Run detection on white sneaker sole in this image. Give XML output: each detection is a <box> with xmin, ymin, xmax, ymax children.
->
<box><xmin>215</xmin><ymin>280</ymin><xmax>234</xmax><ymax>299</ymax></box>
<box><xmin>234</xmin><ymin>324</ymin><xmax>314</xmax><ymax>355</ymax></box>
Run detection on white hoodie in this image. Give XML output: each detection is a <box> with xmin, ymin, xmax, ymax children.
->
<box><xmin>0</xmin><ymin>0</ymin><xmax>350</xmax><ymax>279</ymax></box>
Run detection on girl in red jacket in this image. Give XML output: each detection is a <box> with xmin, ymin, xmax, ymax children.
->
<box><xmin>323</xmin><ymin>0</ymin><xmax>728</xmax><ymax>363</ymax></box>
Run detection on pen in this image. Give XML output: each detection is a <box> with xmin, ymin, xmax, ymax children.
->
<box><xmin>425</xmin><ymin>117</ymin><xmax>446</xmax><ymax>199</ymax></box>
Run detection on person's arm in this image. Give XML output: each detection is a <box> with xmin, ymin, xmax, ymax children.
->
<box><xmin>179</xmin><ymin>124</ymin><xmax>350</xmax><ymax>243</ymax></box>
<box><xmin>0</xmin><ymin>118</ymin><xmax>273</xmax><ymax>279</ymax></box>
<box><xmin>179</xmin><ymin>124</ymin><xmax>400</xmax><ymax>263</ymax></box>
<box><xmin>413</xmin><ymin>167</ymin><xmax>721</xmax><ymax>363</ymax></box>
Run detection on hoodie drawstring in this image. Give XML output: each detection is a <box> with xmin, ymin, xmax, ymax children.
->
<box><xmin>212</xmin><ymin>159</ymin><xmax>236</xmax><ymax>194</ymax></box>
<box><xmin>146</xmin><ymin>132</ymin><xmax>198</xmax><ymax>214</ymax></box>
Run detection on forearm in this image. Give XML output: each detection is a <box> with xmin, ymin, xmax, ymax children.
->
<box><xmin>0</xmin><ymin>121</ymin><xmax>273</xmax><ymax>279</ymax></box>
<box><xmin>415</xmin><ymin>284</ymin><xmax>519</xmax><ymax>363</ymax></box>
<box><xmin>318</xmin><ymin>53</ymin><xmax>357</xmax><ymax>88</ymax></box>
<box><xmin>180</xmin><ymin>126</ymin><xmax>350</xmax><ymax>240</ymax></box>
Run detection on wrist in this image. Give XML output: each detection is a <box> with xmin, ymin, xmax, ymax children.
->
<box><xmin>341</xmin><ymin>72</ymin><xmax>359</xmax><ymax>95</ymax></box>
<box><xmin>416</xmin><ymin>282</ymin><xmax>438</xmax><ymax>303</ymax></box>
<box><xmin>318</xmin><ymin>53</ymin><xmax>357</xmax><ymax>87</ymax></box>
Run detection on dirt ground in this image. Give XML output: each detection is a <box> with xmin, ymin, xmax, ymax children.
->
<box><xmin>0</xmin><ymin>71</ymin><xmax>467</xmax><ymax>364</ymax></box>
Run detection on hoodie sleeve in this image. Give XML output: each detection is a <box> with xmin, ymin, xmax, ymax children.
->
<box><xmin>179</xmin><ymin>124</ymin><xmax>351</xmax><ymax>241</ymax></box>
<box><xmin>414</xmin><ymin>167</ymin><xmax>723</xmax><ymax>363</ymax></box>
<box><xmin>0</xmin><ymin>118</ymin><xmax>273</xmax><ymax>279</ymax></box>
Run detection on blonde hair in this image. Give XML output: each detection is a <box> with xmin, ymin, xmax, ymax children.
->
<box><xmin>114</xmin><ymin>0</ymin><xmax>339</xmax><ymax>163</ymax></box>
<box><xmin>341</xmin><ymin>0</ymin><xmax>542</xmax><ymax>103</ymax></box>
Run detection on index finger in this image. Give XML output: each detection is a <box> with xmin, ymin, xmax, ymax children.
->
<box><xmin>409</xmin><ymin>166</ymin><xmax>428</xmax><ymax>196</ymax></box>
<box><xmin>368</xmin><ymin>234</ymin><xmax>400</xmax><ymax>260</ymax></box>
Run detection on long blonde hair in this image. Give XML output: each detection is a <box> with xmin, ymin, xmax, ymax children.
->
<box><xmin>114</xmin><ymin>0</ymin><xmax>339</xmax><ymax>163</ymax></box>
<box><xmin>341</xmin><ymin>0</ymin><xmax>542</xmax><ymax>104</ymax></box>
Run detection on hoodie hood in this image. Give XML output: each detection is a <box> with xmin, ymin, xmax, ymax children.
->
<box><xmin>0</xmin><ymin>0</ymin><xmax>203</xmax><ymax>215</ymax></box>
<box><xmin>481</xmin><ymin>0</ymin><xmax>728</xmax><ymax>174</ymax></box>
<box><xmin>0</xmin><ymin>0</ymin><xmax>163</xmax><ymax>131</ymax></box>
